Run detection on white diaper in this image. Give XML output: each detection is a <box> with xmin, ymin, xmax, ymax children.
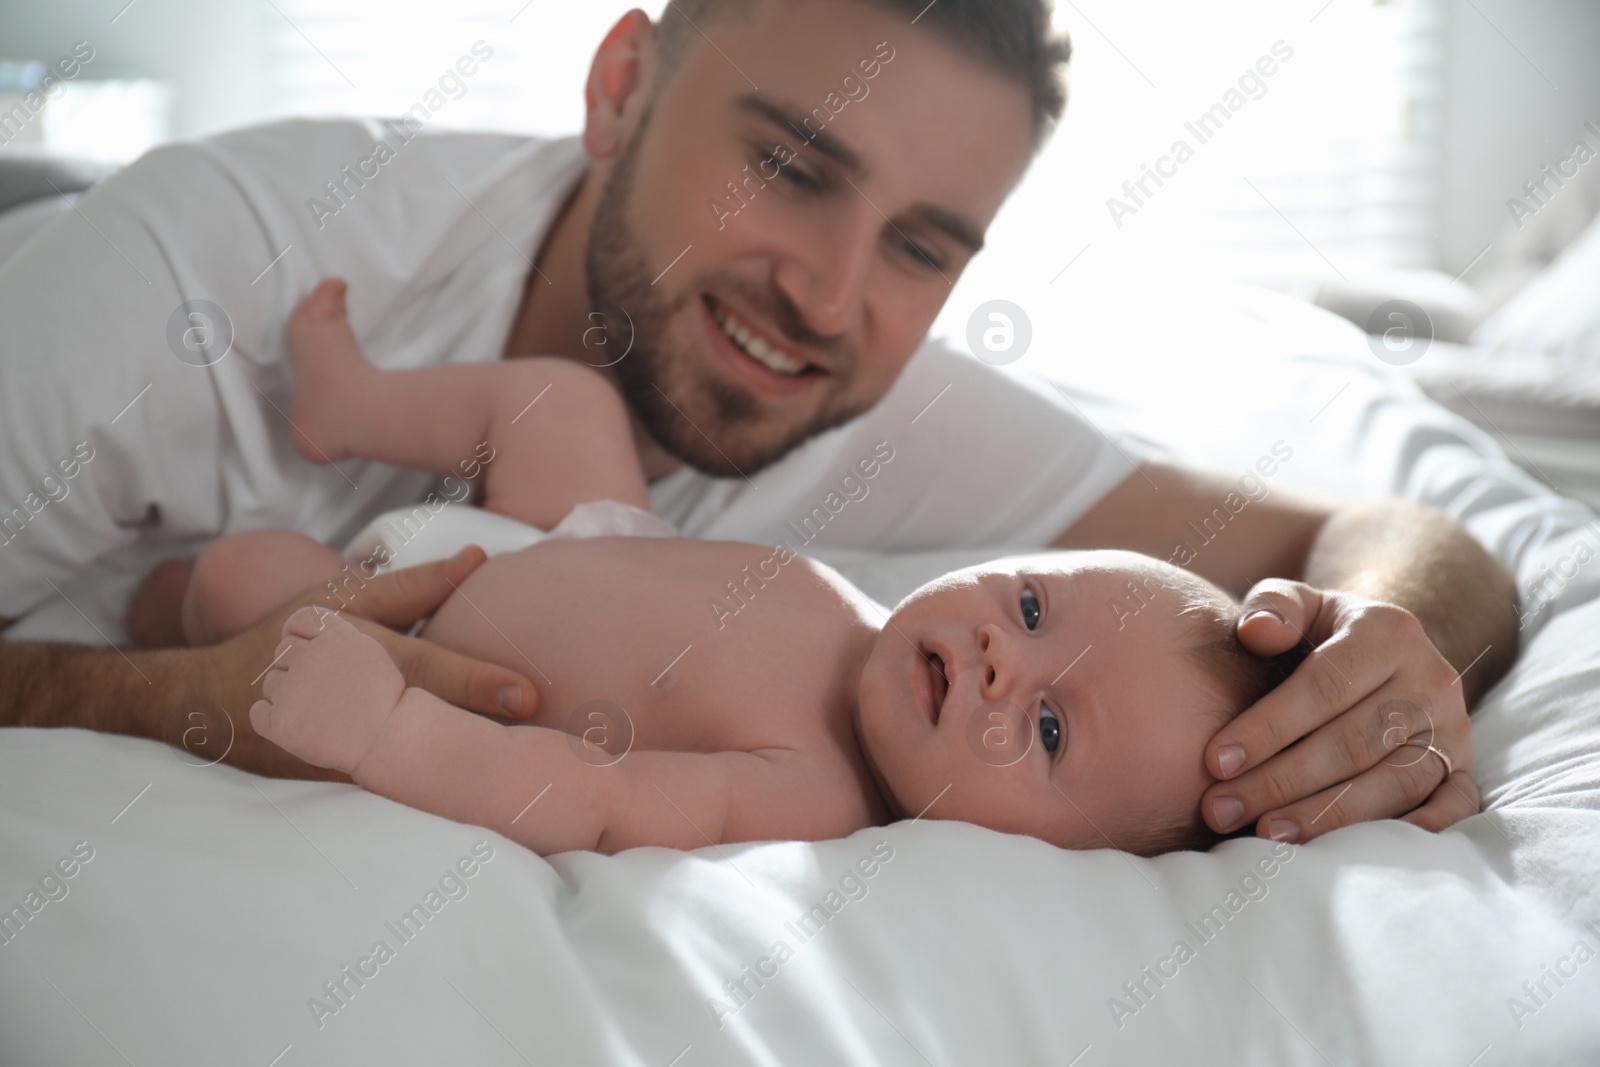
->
<box><xmin>341</xmin><ymin>499</ymin><xmax>677</xmax><ymax>576</ymax></box>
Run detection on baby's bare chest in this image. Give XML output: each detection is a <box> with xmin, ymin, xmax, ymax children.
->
<box><xmin>420</xmin><ymin>538</ymin><xmax>874</xmax><ymax>754</ymax></box>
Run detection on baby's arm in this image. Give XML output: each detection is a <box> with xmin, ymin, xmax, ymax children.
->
<box><xmin>251</xmin><ymin>608</ymin><xmax>855</xmax><ymax>853</ymax></box>
<box><xmin>360</xmin><ymin>710</ymin><xmax>810</xmax><ymax>855</ymax></box>
<box><xmin>288</xmin><ymin>278</ymin><xmax>648</xmax><ymax>531</ymax></box>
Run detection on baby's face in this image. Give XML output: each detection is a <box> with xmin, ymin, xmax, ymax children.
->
<box><xmin>856</xmin><ymin>550</ymin><xmax>1232</xmax><ymax>850</ymax></box>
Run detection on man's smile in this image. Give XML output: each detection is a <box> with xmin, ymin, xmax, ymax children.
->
<box><xmin>700</xmin><ymin>294</ymin><xmax>827</xmax><ymax>395</ymax></box>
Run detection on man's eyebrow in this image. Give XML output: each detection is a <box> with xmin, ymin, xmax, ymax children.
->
<box><xmin>736</xmin><ymin>94</ymin><xmax>986</xmax><ymax>255</ymax></box>
<box><xmin>737</xmin><ymin>94</ymin><xmax>864</xmax><ymax>173</ymax></box>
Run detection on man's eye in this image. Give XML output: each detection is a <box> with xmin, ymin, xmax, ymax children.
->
<box><xmin>779</xmin><ymin>165</ymin><xmax>820</xmax><ymax>192</ymax></box>
<box><xmin>1020</xmin><ymin>588</ymin><xmax>1041</xmax><ymax>631</ymax></box>
<box><xmin>1039</xmin><ymin>705</ymin><xmax>1062</xmax><ymax>754</ymax></box>
<box><xmin>898</xmin><ymin>235</ymin><xmax>941</xmax><ymax>270</ymax></box>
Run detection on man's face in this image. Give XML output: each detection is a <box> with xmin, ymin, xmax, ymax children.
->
<box><xmin>587</xmin><ymin>0</ymin><xmax>1035</xmax><ymax>476</ymax></box>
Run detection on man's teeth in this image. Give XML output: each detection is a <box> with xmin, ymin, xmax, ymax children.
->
<box><xmin>715</xmin><ymin>307</ymin><xmax>808</xmax><ymax>377</ymax></box>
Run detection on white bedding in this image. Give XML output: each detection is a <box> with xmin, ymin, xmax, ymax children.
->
<box><xmin>5</xmin><ymin>279</ymin><xmax>1600</xmax><ymax>1065</ymax></box>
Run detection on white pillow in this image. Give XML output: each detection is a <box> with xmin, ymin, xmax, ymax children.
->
<box><xmin>0</xmin><ymin>196</ymin><xmax>73</xmax><ymax>267</ymax></box>
<box><xmin>1474</xmin><ymin>211</ymin><xmax>1600</xmax><ymax>358</ymax></box>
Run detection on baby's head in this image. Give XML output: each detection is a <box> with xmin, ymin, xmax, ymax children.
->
<box><xmin>856</xmin><ymin>550</ymin><xmax>1300</xmax><ymax>855</ymax></box>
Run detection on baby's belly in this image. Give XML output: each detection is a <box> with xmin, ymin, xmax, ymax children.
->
<box><xmin>414</xmin><ymin>538</ymin><xmax>856</xmax><ymax>751</ymax></box>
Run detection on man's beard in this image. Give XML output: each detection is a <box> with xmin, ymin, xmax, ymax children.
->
<box><xmin>584</xmin><ymin>118</ymin><xmax>872</xmax><ymax>479</ymax></box>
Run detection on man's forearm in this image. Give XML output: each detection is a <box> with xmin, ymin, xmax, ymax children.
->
<box><xmin>1302</xmin><ymin>501</ymin><xmax>1519</xmax><ymax>706</ymax></box>
<box><xmin>1</xmin><ymin>641</ymin><xmax>178</xmax><ymax>739</ymax></box>
<box><xmin>0</xmin><ymin>640</ymin><xmax>344</xmax><ymax>780</ymax></box>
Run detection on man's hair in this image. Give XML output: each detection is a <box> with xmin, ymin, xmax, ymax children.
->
<box><xmin>1125</xmin><ymin>589</ymin><xmax>1310</xmax><ymax>858</ymax></box>
<box><xmin>651</xmin><ymin>0</ymin><xmax>1072</xmax><ymax>149</ymax></box>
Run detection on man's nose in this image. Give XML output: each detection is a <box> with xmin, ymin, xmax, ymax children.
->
<box><xmin>773</xmin><ymin>203</ymin><xmax>875</xmax><ymax>339</ymax></box>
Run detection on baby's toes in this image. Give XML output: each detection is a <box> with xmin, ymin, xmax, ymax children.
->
<box><xmin>248</xmin><ymin>697</ymin><xmax>276</xmax><ymax>740</ymax></box>
<box><xmin>261</xmin><ymin>660</ymin><xmax>285</xmax><ymax>702</ymax></box>
<box><xmin>261</xmin><ymin>635</ymin><xmax>308</xmax><ymax>700</ymax></box>
<box><xmin>283</xmin><ymin>605</ymin><xmax>337</xmax><ymax>641</ymax></box>
<box><xmin>272</xmin><ymin>631</ymin><xmax>310</xmax><ymax>662</ymax></box>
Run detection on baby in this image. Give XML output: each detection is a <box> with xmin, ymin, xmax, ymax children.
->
<box><xmin>166</xmin><ymin>279</ymin><xmax>1295</xmax><ymax>858</ymax></box>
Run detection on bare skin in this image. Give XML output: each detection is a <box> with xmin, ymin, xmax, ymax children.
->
<box><xmin>165</xmin><ymin>279</ymin><xmax>655</xmax><ymax>647</ymax></box>
<box><xmin>169</xmin><ymin>277</ymin><xmax>1473</xmax><ymax>857</ymax></box>
<box><xmin>499</xmin><ymin>2</ymin><xmax>1516</xmax><ymax>842</ymax></box>
<box><xmin>2</xmin><ymin>546</ymin><xmax>536</xmax><ymax>783</ymax></box>
<box><xmin>4</xmin><ymin>0</ymin><xmax>1517</xmax><ymax>844</ymax></box>
<box><xmin>286</xmin><ymin>279</ymin><xmax>650</xmax><ymax>530</ymax></box>
<box><xmin>1059</xmin><ymin>465</ymin><xmax>1511</xmax><ymax>840</ymax></box>
<box><xmin>179</xmin><ymin>281</ymin><xmax>1276</xmax><ymax>856</ymax></box>
<box><xmin>250</xmin><ymin>545</ymin><xmax>1246</xmax><ymax>856</ymax></box>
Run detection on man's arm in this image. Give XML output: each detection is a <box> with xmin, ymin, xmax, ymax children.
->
<box><xmin>1057</xmin><ymin>460</ymin><xmax>1518</xmax><ymax>700</ymax></box>
<box><xmin>1057</xmin><ymin>459</ymin><xmax>1519</xmax><ymax>841</ymax></box>
<box><xmin>1293</xmin><ymin>500</ymin><xmax>1520</xmax><ymax>706</ymax></box>
<box><xmin>0</xmin><ymin>548</ymin><xmax>541</xmax><ymax>780</ymax></box>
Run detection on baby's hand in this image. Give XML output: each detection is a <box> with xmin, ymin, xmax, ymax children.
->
<box><xmin>249</xmin><ymin>607</ymin><xmax>407</xmax><ymax>776</ymax></box>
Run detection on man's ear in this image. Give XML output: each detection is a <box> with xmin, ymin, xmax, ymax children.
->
<box><xmin>583</xmin><ymin>9</ymin><xmax>658</xmax><ymax>160</ymax></box>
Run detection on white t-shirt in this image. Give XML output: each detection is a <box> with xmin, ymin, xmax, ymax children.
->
<box><xmin>0</xmin><ymin>119</ymin><xmax>1136</xmax><ymax>640</ymax></box>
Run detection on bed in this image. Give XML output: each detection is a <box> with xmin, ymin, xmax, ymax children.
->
<box><xmin>3</xmin><ymin>276</ymin><xmax>1599</xmax><ymax>1065</ymax></box>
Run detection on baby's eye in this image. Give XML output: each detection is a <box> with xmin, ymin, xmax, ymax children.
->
<box><xmin>1020</xmin><ymin>588</ymin><xmax>1041</xmax><ymax>631</ymax></box>
<box><xmin>1039</xmin><ymin>705</ymin><xmax>1062</xmax><ymax>754</ymax></box>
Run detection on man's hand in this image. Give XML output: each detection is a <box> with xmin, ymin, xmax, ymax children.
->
<box><xmin>1201</xmin><ymin>579</ymin><xmax>1481</xmax><ymax>844</ymax></box>
<box><xmin>192</xmin><ymin>545</ymin><xmax>540</xmax><ymax>780</ymax></box>
<box><xmin>1059</xmin><ymin>463</ymin><xmax>1515</xmax><ymax>842</ymax></box>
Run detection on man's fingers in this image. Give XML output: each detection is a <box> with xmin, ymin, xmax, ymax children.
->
<box><xmin>269</xmin><ymin>546</ymin><xmax>541</xmax><ymax>720</ymax></box>
<box><xmin>1235</xmin><ymin>609</ymin><xmax>1303</xmax><ymax>657</ymax></box>
<box><xmin>1209</xmin><ymin>597</ymin><xmax>1453</xmax><ymax>785</ymax></box>
<box><xmin>1242</xmin><ymin>752</ymin><xmax>1458</xmax><ymax>843</ymax></box>
<box><xmin>355</xmin><ymin>621</ymin><xmax>540</xmax><ymax>720</ymax></box>
<box><xmin>310</xmin><ymin>545</ymin><xmax>489</xmax><ymax>629</ymax></box>
<box><xmin>1202</xmin><ymin>693</ymin><xmax>1390</xmax><ymax>832</ymax></box>
<box><xmin>1399</xmin><ymin>771</ymin><xmax>1482</xmax><ymax>833</ymax></box>
<box><xmin>1235</xmin><ymin>579</ymin><xmax>1325</xmax><ymax>657</ymax></box>
<box><xmin>1203</xmin><ymin>686</ymin><xmax>1467</xmax><ymax>834</ymax></box>
<box><xmin>1206</xmin><ymin>625</ymin><xmax>1388</xmax><ymax>784</ymax></box>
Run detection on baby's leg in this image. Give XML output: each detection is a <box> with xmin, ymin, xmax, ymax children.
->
<box><xmin>127</xmin><ymin>559</ymin><xmax>198</xmax><ymax>648</ymax></box>
<box><xmin>183</xmin><ymin>529</ymin><xmax>349</xmax><ymax>646</ymax></box>
<box><xmin>252</xmin><ymin>607</ymin><xmax>611</xmax><ymax>853</ymax></box>
<box><xmin>290</xmin><ymin>279</ymin><xmax>648</xmax><ymax>530</ymax></box>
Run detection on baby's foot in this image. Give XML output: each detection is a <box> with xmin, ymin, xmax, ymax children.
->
<box><xmin>249</xmin><ymin>606</ymin><xmax>406</xmax><ymax>777</ymax></box>
<box><xmin>288</xmin><ymin>277</ymin><xmax>371</xmax><ymax>465</ymax></box>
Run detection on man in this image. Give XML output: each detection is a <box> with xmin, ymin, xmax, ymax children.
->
<box><xmin>0</xmin><ymin>0</ymin><xmax>1516</xmax><ymax>847</ymax></box>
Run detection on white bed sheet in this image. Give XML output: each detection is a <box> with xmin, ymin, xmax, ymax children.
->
<box><xmin>4</xmin><ymin>278</ymin><xmax>1600</xmax><ymax>1065</ymax></box>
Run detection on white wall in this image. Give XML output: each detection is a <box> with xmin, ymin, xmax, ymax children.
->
<box><xmin>0</xmin><ymin>0</ymin><xmax>270</xmax><ymax>140</ymax></box>
<box><xmin>1437</xmin><ymin>0</ymin><xmax>1600</xmax><ymax>276</ymax></box>
<box><xmin>2</xmin><ymin>0</ymin><xmax>1595</xmax><ymax>284</ymax></box>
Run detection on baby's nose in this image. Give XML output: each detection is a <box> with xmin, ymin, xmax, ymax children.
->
<box><xmin>975</xmin><ymin>623</ymin><xmax>1015</xmax><ymax>697</ymax></box>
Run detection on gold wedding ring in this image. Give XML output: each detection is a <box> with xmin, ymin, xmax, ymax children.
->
<box><xmin>1403</xmin><ymin>740</ymin><xmax>1454</xmax><ymax>778</ymax></box>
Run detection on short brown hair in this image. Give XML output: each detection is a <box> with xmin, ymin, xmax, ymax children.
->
<box><xmin>1125</xmin><ymin>588</ymin><xmax>1309</xmax><ymax>857</ymax></box>
<box><xmin>651</xmin><ymin>0</ymin><xmax>1073</xmax><ymax>150</ymax></box>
